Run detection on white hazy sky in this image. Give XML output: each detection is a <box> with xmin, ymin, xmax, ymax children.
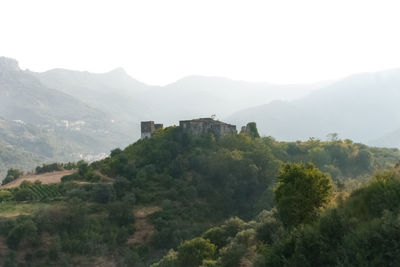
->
<box><xmin>1</xmin><ymin>0</ymin><xmax>400</xmax><ymax>85</ymax></box>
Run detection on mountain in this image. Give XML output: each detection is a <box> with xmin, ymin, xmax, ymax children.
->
<box><xmin>34</xmin><ymin>67</ymin><xmax>150</xmax><ymax>125</ymax></box>
<box><xmin>158</xmin><ymin>76</ymin><xmax>329</xmax><ymax>119</ymax></box>
<box><xmin>1</xmin><ymin>57</ymin><xmax>105</xmax><ymax>126</ymax></box>
<box><xmin>227</xmin><ymin>69</ymin><xmax>400</xmax><ymax>147</ymax></box>
<box><xmin>0</xmin><ymin>57</ymin><xmax>133</xmax><ymax>176</ymax></box>
<box><xmin>0</xmin><ymin>119</ymin><xmax>46</xmax><ymax>178</ymax></box>
<box><xmin>371</xmin><ymin>127</ymin><xmax>400</xmax><ymax>148</ymax></box>
<box><xmin>35</xmin><ymin>70</ymin><xmax>326</xmax><ymax>127</ymax></box>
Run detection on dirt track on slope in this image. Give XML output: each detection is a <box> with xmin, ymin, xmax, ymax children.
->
<box><xmin>128</xmin><ymin>206</ymin><xmax>161</xmax><ymax>245</ymax></box>
<box><xmin>1</xmin><ymin>170</ymin><xmax>75</xmax><ymax>188</ymax></box>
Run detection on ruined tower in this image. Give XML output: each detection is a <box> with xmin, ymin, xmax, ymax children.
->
<box><xmin>141</xmin><ymin>121</ymin><xmax>163</xmax><ymax>139</ymax></box>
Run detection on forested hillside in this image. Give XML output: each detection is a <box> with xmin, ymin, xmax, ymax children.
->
<box><xmin>0</xmin><ymin>126</ymin><xmax>399</xmax><ymax>266</ymax></box>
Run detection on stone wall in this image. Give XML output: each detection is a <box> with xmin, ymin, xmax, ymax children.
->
<box><xmin>179</xmin><ymin>118</ymin><xmax>236</xmax><ymax>137</ymax></box>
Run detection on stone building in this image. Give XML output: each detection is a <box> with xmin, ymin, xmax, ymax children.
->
<box><xmin>141</xmin><ymin>121</ymin><xmax>163</xmax><ymax>139</ymax></box>
<box><xmin>179</xmin><ymin>118</ymin><xmax>237</xmax><ymax>137</ymax></box>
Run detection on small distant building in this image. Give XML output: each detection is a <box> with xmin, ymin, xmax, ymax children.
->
<box><xmin>141</xmin><ymin>121</ymin><xmax>163</xmax><ymax>139</ymax></box>
<box><xmin>179</xmin><ymin>118</ymin><xmax>237</xmax><ymax>137</ymax></box>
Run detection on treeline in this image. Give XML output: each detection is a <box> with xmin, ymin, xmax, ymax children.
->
<box><xmin>266</xmin><ymin>136</ymin><xmax>399</xmax><ymax>181</ymax></box>
<box><xmin>35</xmin><ymin>162</ymin><xmax>76</xmax><ymax>174</ymax></box>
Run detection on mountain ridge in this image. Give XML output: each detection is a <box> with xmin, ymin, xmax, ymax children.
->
<box><xmin>228</xmin><ymin>67</ymin><xmax>400</xmax><ymax>147</ymax></box>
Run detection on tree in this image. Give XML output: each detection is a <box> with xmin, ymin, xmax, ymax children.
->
<box><xmin>274</xmin><ymin>163</ymin><xmax>333</xmax><ymax>229</ymax></box>
<box><xmin>326</xmin><ymin>133</ymin><xmax>339</xmax><ymax>142</ymax></box>
<box><xmin>2</xmin><ymin>168</ymin><xmax>23</xmax><ymax>185</ymax></box>
<box><xmin>14</xmin><ymin>187</ymin><xmax>33</xmax><ymax>201</ymax></box>
<box><xmin>77</xmin><ymin>160</ymin><xmax>89</xmax><ymax>176</ymax></box>
<box><xmin>202</xmin><ymin>226</ymin><xmax>228</xmax><ymax>249</ymax></box>
<box><xmin>177</xmin><ymin>237</ymin><xmax>216</xmax><ymax>267</ymax></box>
<box><xmin>110</xmin><ymin>148</ymin><xmax>122</xmax><ymax>157</ymax></box>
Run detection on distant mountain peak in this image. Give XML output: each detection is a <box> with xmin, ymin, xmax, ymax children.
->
<box><xmin>109</xmin><ymin>67</ymin><xmax>127</xmax><ymax>75</ymax></box>
<box><xmin>0</xmin><ymin>57</ymin><xmax>20</xmax><ymax>72</ymax></box>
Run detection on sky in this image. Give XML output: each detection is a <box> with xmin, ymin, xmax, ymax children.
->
<box><xmin>1</xmin><ymin>0</ymin><xmax>400</xmax><ymax>85</ymax></box>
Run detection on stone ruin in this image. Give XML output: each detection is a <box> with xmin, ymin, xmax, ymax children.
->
<box><xmin>179</xmin><ymin>118</ymin><xmax>237</xmax><ymax>137</ymax></box>
<box><xmin>140</xmin><ymin>118</ymin><xmax>237</xmax><ymax>139</ymax></box>
<box><xmin>140</xmin><ymin>121</ymin><xmax>164</xmax><ymax>139</ymax></box>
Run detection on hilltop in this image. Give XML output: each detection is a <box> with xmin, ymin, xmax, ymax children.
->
<box><xmin>0</xmin><ymin>125</ymin><xmax>399</xmax><ymax>266</ymax></box>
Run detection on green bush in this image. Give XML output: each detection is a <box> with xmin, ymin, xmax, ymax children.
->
<box><xmin>177</xmin><ymin>238</ymin><xmax>216</xmax><ymax>267</ymax></box>
<box><xmin>2</xmin><ymin>168</ymin><xmax>23</xmax><ymax>185</ymax></box>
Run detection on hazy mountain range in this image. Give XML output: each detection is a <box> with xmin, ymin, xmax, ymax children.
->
<box><xmin>1</xmin><ymin>55</ymin><xmax>400</xmax><ymax>176</ymax></box>
<box><xmin>34</xmin><ymin>67</ymin><xmax>327</xmax><ymax>125</ymax></box>
<box><xmin>227</xmin><ymin>69</ymin><xmax>400</xmax><ymax>146</ymax></box>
